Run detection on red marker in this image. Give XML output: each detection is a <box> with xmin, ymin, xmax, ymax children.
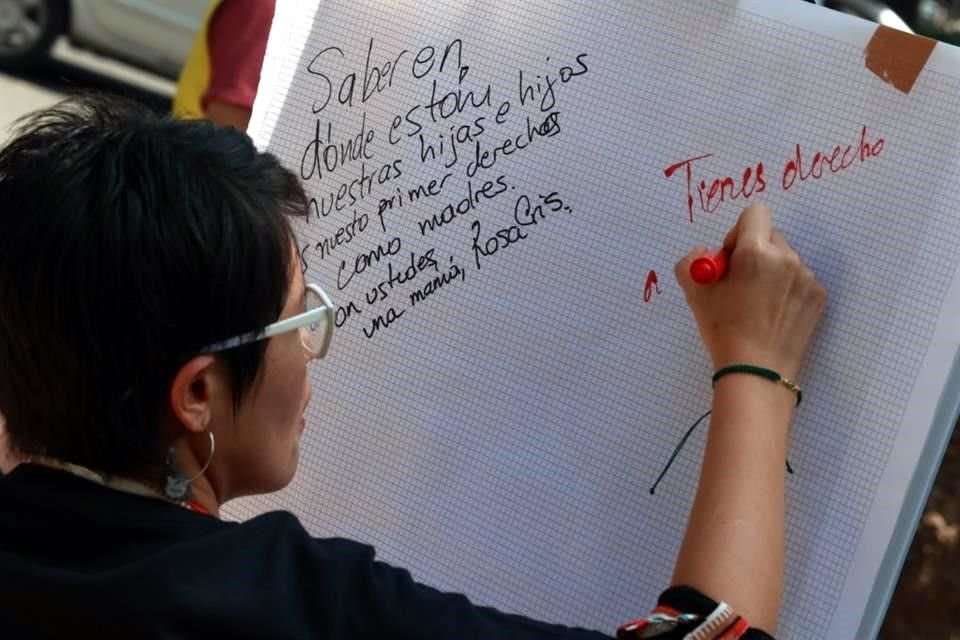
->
<box><xmin>690</xmin><ymin>249</ymin><xmax>730</xmax><ymax>284</ymax></box>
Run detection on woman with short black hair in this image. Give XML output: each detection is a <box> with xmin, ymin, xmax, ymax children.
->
<box><xmin>0</xmin><ymin>95</ymin><xmax>825</xmax><ymax>639</ymax></box>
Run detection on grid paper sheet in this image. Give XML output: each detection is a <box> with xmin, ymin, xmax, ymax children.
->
<box><xmin>225</xmin><ymin>1</ymin><xmax>960</xmax><ymax>637</ymax></box>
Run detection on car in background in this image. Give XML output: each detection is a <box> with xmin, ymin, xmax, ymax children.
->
<box><xmin>0</xmin><ymin>0</ymin><xmax>205</xmax><ymax>78</ymax></box>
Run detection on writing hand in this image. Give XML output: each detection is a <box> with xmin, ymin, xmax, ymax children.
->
<box><xmin>674</xmin><ymin>203</ymin><xmax>827</xmax><ymax>381</ymax></box>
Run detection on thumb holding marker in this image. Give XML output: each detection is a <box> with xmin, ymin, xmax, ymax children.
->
<box><xmin>675</xmin><ymin>203</ymin><xmax>827</xmax><ymax>381</ymax></box>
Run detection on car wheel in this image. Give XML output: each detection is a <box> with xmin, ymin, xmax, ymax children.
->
<box><xmin>0</xmin><ymin>0</ymin><xmax>68</xmax><ymax>71</ymax></box>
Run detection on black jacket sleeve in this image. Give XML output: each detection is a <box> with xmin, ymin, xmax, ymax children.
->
<box><xmin>326</xmin><ymin>536</ymin><xmax>613</xmax><ymax>639</ymax></box>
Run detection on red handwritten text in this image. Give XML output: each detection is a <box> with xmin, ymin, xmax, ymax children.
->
<box><xmin>781</xmin><ymin>125</ymin><xmax>884</xmax><ymax>191</ymax></box>
<box><xmin>664</xmin><ymin>154</ymin><xmax>767</xmax><ymax>223</ymax></box>
<box><xmin>643</xmin><ymin>270</ymin><xmax>661</xmax><ymax>303</ymax></box>
<box><xmin>663</xmin><ymin>125</ymin><xmax>885</xmax><ymax>222</ymax></box>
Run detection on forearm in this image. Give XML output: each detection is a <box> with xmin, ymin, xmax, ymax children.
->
<box><xmin>670</xmin><ymin>373</ymin><xmax>795</xmax><ymax>632</ymax></box>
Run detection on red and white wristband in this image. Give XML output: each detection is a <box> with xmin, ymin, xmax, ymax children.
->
<box><xmin>616</xmin><ymin>586</ymin><xmax>768</xmax><ymax>639</ymax></box>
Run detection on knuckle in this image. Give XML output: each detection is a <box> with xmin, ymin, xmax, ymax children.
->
<box><xmin>739</xmin><ymin>237</ymin><xmax>766</xmax><ymax>257</ymax></box>
<box><xmin>807</xmin><ymin>278</ymin><xmax>828</xmax><ymax>305</ymax></box>
<box><xmin>783</xmin><ymin>250</ymin><xmax>802</xmax><ymax>270</ymax></box>
<box><xmin>815</xmin><ymin>281</ymin><xmax>828</xmax><ymax>304</ymax></box>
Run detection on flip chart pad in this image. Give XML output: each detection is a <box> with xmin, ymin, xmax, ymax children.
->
<box><xmin>224</xmin><ymin>1</ymin><xmax>960</xmax><ymax>637</ymax></box>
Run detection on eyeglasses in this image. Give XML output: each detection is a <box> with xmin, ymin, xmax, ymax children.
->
<box><xmin>200</xmin><ymin>284</ymin><xmax>335</xmax><ymax>358</ymax></box>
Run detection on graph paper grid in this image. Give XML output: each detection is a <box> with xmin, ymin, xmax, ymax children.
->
<box><xmin>226</xmin><ymin>2</ymin><xmax>960</xmax><ymax>638</ymax></box>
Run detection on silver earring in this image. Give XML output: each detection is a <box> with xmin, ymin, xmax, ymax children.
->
<box><xmin>164</xmin><ymin>431</ymin><xmax>215</xmax><ymax>500</ymax></box>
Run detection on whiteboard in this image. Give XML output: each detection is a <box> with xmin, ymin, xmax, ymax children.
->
<box><xmin>226</xmin><ymin>2</ymin><xmax>960</xmax><ymax>638</ymax></box>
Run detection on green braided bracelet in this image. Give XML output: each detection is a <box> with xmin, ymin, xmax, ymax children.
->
<box><xmin>648</xmin><ymin>363</ymin><xmax>800</xmax><ymax>494</ymax></box>
<box><xmin>712</xmin><ymin>364</ymin><xmax>802</xmax><ymax>406</ymax></box>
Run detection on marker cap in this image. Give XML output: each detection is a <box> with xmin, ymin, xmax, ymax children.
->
<box><xmin>689</xmin><ymin>250</ymin><xmax>729</xmax><ymax>285</ymax></box>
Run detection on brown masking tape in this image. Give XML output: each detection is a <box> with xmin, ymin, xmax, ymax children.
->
<box><xmin>864</xmin><ymin>25</ymin><xmax>937</xmax><ymax>94</ymax></box>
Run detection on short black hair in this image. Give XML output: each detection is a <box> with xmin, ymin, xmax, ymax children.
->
<box><xmin>0</xmin><ymin>94</ymin><xmax>306</xmax><ymax>475</ymax></box>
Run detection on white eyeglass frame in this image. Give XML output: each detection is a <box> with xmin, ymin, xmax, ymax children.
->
<box><xmin>200</xmin><ymin>284</ymin><xmax>334</xmax><ymax>358</ymax></box>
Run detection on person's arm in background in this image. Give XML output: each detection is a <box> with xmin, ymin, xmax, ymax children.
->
<box><xmin>205</xmin><ymin>102</ymin><xmax>254</xmax><ymax>132</ymax></box>
<box><xmin>203</xmin><ymin>0</ymin><xmax>276</xmax><ymax>130</ymax></box>
<box><xmin>670</xmin><ymin>204</ymin><xmax>827</xmax><ymax>633</ymax></box>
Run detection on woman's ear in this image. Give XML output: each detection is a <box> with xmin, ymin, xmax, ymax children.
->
<box><xmin>169</xmin><ymin>355</ymin><xmax>220</xmax><ymax>434</ymax></box>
